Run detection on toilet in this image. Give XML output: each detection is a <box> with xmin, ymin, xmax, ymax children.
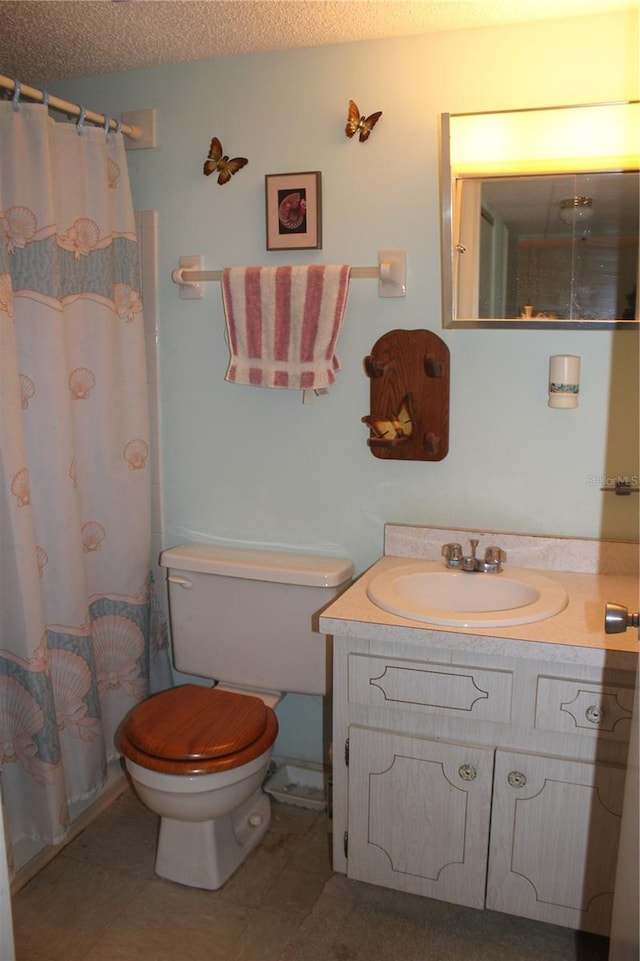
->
<box><xmin>118</xmin><ymin>542</ymin><xmax>352</xmax><ymax>890</ymax></box>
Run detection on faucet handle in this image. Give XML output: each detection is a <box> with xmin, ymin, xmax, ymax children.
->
<box><xmin>441</xmin><ymin>543</ymin><xmax>463</xmax><ymax>567</ymax></box>
<box><xmin>484</xmin><ymin>546</ymin><xmax>507</xmax><ymax>571</ymax></box>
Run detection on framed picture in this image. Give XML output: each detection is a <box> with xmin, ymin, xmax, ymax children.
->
<box><xmin>265</xmin><ymin>171</ymin><xmax>322</xmax><ymax>250</ymax></box>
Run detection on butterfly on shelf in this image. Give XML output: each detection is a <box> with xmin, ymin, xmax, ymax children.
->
<box><xmin>362</xmin><ymin>395</ymin><xmax>413</xmax><ymax>440</ymax></box>
<box><xmin>203</xmin><ymin>137</ymin><xmax>248</xmax><ymax>185</ymax></box>
<box><xmin>345</xmin><ymin>99</ymin><xmax>383</xmax><ymax>143</ymax></box>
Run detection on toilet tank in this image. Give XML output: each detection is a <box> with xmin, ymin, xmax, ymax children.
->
<box><xmin>160</xmin><ymin>543</ymin><xmax>353</xmax><ymax>696</ymax></box>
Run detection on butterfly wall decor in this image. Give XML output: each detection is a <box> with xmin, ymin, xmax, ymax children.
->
<box><xmin>345</xmin><ymin>99</ymin><xmax>383</xmax><ymax>143</ymax></box>
<box><xmin>203</xmin><ymin>137</ymin><xmax>248</xmax><ymax>185</ymax></box>
<box><xmin>362</xmin><ymin>394</ymin><xmax>413</xmax><ymax>442</ymax></box>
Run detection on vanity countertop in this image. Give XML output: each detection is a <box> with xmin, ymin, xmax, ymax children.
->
<box><xmin>320</xmin><ymin>527</ymin><xmax>639</xmax><ymax>670</ymax></box>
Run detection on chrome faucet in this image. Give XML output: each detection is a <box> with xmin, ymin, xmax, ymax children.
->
<box><xmin>441</xmin><ymin>539</ymin><xmax>506</xmax><ymax>573</ymax></box>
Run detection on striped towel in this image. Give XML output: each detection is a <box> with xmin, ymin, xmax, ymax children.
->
<box><xmin>221</xmin><ymin>265</ymin><xmax>351</xmax><ymax>389</ymax></box>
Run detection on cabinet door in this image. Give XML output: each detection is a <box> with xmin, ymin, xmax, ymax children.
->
<box><xmin>487</xmin><ymin>749</ymin><xmax>625</xmax><ymax>935</ymax></box>
<box><xmin>347</xmin><ymin>725</ymin><xmax>494</xmax><ymax>909</ymax></box>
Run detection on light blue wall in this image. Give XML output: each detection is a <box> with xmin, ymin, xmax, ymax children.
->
<box><xmin>54</xmin><ymin>10</ymin><xmax>639</xmax><ymax>762</ymax></box>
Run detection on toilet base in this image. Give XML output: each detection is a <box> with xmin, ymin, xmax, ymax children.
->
<box><xmin>154</xmin><ymin>788</ymin><xmax>271</xmax><ymax>889</ymax></box>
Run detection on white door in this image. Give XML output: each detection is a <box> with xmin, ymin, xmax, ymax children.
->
<box><xmin>347</xmin><ymin>725</ymin><xmax>494</xmax><ymax>909</ymax></box>
<box><xmin>487</xmin><ymin>749</ymin><xmax>625</xmax><ymax>935</ymax></box>
<box><xmin>609</xmin><ymin>646</ymin><xmax>639</xmax><ymax>960</ymax></box>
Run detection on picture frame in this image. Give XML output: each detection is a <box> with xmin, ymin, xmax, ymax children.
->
<box><xmin>265</xmin><ymin>171</ymin><xmax>322</xmax><ymax>250</ymax></box>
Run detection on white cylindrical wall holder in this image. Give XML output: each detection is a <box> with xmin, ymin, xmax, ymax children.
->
<box><xmin>548</xmin><ymin>354</ymin><xmax>581</xmax><ymax>408</ymax></box>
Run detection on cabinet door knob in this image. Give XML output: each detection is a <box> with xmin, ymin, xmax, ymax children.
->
<box><xmin>458</xmin><ymin>764</ymin><xmax>477</xmax><ymax>781</ymax></box>
<box><xmin>507</xmin><ymin>770</ymin><xmax>527</xmax><ymax>789</ymax></box>
<box><xmin>585</xmin><ymin>704</ymin><xmax>605</xmax><ymax>724</ymax></box>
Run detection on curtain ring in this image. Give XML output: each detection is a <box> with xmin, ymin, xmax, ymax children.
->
<box><xmin>76</xmin><ymin>106</ymin><xmax>87</xmax><ymax>134</ymax></box>
<box><xmin>115</xmin><ymin>118</ymin><xmax>123</xmax><ymax>136</ymax></box>
<box><xmin>42</xmin><ymin>90</ymin><xmax>49</xmax><ymax>108</ymax></box>
<box><xmin>11</xmin><ymin>79</ymin><xmax>21</xmax><ymax>111</ymax></box>
<box><xmin>104</xmin><ymin>115</ymin><xmax>111</xmax><ymax>140</ymax></box>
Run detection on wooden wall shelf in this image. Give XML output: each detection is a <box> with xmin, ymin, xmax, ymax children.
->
<box><xmin>362</xmin><ymin>328</ymin><xmax>450</xmax><ymax>461</ymax></box>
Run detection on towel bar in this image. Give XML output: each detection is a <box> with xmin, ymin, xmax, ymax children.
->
<box><xmin>171</xmin><ymin>250</ymin><xmax>406</xmax><ymax>299</ymax></box>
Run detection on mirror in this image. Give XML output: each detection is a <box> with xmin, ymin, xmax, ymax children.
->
<box><xmin>458</xmin><ymin>170</ymin><xmax>638</xmax><ymax>323</ymax></box>
<box><xmin>440</xmin><ymin>103</ymin><xmax>640</xmax><ymax>329</ymax></box>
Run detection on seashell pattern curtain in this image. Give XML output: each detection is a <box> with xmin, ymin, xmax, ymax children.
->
<box><xmin>0</xmin><ymin>103</ymin><xmax>170</xmax><ymax>867</ymax></box>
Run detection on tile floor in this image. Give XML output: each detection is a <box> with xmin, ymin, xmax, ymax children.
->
<box><xmin>10</xmin><ymin>788</ymin><xmax>611</xmax><ymax>961</ymax></box>
<box><xmin>12</xmin><ymin>789</ymin><xmax>331</xmax><ymax>961</ymax></box>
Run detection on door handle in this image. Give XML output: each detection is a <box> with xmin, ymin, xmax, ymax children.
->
<box><xmin>605</xmin><ymin>602</ymin><xmax>639</xmax><ymax>633</ymax></box>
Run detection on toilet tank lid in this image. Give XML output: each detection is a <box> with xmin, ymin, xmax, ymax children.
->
<box><xmin>160</xmin><ymin>542</ymin><xmax>353</xmax><ymax>588</ymax></box>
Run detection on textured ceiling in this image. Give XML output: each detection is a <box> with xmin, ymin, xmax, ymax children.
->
<box><xmin>0</xmin><ymin>0</ymin><xmax>636</xmax><ymax>87</ymax></box>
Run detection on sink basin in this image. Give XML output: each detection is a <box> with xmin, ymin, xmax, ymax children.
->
<box><xmin>366</xmin><ymin>562</ymin><xmax>568</xmax><ymax>627</ymax></box>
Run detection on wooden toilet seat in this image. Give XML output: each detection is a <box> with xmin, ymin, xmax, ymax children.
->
<box><xmin>118</xmin><ymin>684</ymin><xmax>278</xmax><ymax>776</ymax></box>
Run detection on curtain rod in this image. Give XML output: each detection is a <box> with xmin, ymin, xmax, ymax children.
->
<box><xmin>0</xmin><ymin>74</ymin><xmax>142</xmax><ymax>140</ymax></box>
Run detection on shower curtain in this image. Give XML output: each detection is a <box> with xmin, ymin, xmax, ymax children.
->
<box><xmin>0</xmin><ymin>101</ymin><xmax>169</xmax><ymax>865</ymax></box>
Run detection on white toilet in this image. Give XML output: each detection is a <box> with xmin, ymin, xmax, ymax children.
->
<box><xmin>118</xmin><ymin>542</ymin><xmax>352</xmax><ymax>890</ymax></box>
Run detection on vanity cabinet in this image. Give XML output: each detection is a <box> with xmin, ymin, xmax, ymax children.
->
<box><xmin>331</xmin><ymin>640</ymin><xmax>634</xmax><ymax>936</ymax></box>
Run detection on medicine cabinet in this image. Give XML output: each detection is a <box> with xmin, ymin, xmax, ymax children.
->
<box><xmin>440</xmin><ymin>102</ymin><xmax>640</xmax><ymax>329</ymax></box>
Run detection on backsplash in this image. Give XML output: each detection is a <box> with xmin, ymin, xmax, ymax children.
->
<box><xmin>384</xmin><ymin>524</ymin><xmax>639</xmax><ymax>576</ymax></box>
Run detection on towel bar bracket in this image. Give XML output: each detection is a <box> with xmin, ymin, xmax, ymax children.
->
<box><xmin>171</xmin><ymin>250</ymin><xmax>407</xmax><ymax>298</ymax></box>
<box><xmin>172</xmin><ymin>255</ymin><xmax>204</xmax><ymax>299</ymax></box>
<box><xmin>378</xmin><ymin>249</ymin><xmax>406</xmax><ymax>298</ymax></box>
